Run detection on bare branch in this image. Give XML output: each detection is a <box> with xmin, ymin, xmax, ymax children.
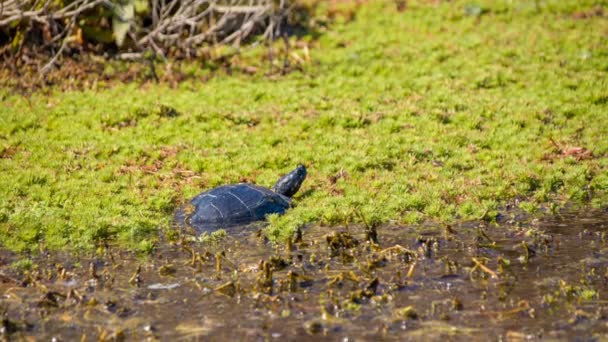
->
<box><xmin>1</xmin><ymin>0</ymin><xmax>290</xmax><ymax>73</ymax></box>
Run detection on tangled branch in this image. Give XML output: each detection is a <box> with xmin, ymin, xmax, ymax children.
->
<box><xmin>138</xmin><ymin>0</ymin><xmax>289</xmax><ymax>54</ymax></box>
<box><xmin>0</xmin><ymin>0</ymin><xmax>291</xmax><ymax>73</ymax></box>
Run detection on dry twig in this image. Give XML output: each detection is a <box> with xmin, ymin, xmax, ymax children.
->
<box><xmin>1</xmin><ymin>0</ymin><xmax>291</xmax><ymax>73</ymax></box>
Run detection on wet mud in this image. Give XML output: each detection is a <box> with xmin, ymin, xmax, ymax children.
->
<box><xmin>1</xmin><ymin>208</ymin><xmax>607</xmax><ymax>340</ymax></box>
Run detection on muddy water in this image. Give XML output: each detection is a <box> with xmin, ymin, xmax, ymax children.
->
<box><xmin>1</xmin><ymin>209</ymin><xmax>607</xmax><ymax>340</ymax></box>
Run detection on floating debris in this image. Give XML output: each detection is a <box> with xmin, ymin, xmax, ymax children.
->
<box><xmin>0</xmin><ymin>209</ymin><xmax>606</xmax><ymax>340</ymax></box>
<box><xmin>147</xmin><ymin>283</ymin><xmax>180</xmax><ymax>290</ymax></box>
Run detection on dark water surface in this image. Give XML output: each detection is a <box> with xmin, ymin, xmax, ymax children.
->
<box><xmin>1</xmin><ymin>208</ymin><xmax>607</xmax><ymax>340</ymax></box>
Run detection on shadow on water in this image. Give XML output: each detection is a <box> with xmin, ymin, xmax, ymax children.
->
<box><xmin>1</xmin><ymin>208</ymin><xmax>607</xmax><ymax>340</ymax></box>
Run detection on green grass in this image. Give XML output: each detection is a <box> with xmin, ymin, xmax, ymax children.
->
<box><xmin>1</xmin><ymin>0</ymin><xmax>607</xmax><ymax>252</ymax></box>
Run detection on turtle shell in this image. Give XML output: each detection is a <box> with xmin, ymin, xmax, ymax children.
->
<box><xmin>186</xmin><ymin>183</ymin><xmax>290</xmax><ymax>232</ymax></box>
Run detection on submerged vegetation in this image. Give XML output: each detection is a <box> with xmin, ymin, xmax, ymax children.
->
<box><xmin>0</xmin><ymin>209</ymin><xmax>607</xmax><ymax>339</ymax></box>
<box><xmin>1</xmin><ymin>0</ymin><xmax>607</xmax><ymax>252</ymax></box>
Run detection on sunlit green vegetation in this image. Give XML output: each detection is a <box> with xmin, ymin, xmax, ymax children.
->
<box><xmin>1</xmin><ymin>0</ymin><xmax>607</xmax><ymax>252</ymax></box>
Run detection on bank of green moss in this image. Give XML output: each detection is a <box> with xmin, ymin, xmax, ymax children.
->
<box><xmin>1</xmin><ymin>0</ymin><xmax>607</xmax><ymax>252</ymax></box>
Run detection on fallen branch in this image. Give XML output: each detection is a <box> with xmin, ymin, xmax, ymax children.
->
<box><xmin>1</xmin><ymin>0</ymin><xmax>291</xmax><ymax>73</ymax></box>
<box><xmin>470</xmin><ymin>257</ymin><xmax>498</xmax><ymax>279</ymax></box>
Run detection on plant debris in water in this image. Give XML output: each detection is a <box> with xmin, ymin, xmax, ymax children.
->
<box><xmin>0</xmin><ymin>208</ymin><xmax>607</xmax><ymax>340</ymax></box>
<box><xmin>1</xmin><ymin>0</ymin><xmax>607</xmax><ymax>252</ymax></box>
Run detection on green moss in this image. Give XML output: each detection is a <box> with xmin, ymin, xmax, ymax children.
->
<box><xmin>1</xmin><ymin>0</ymin><xmax>607</xmax><ymax>252</ymax></box>
<box><xmin>579</xmin><ymin>289</ymin><xmax>597</xmax><ymax>301</ymax></box>
<box><xmin>519</xmin><ymin>201</ymin><xmax>539</xmax><ymax>214</ymax></box>
<box><xmin>198</xmin><ymin>229</ymin><xmax>228</xmax><ymax>246</ymax></box>
<box><xmin>11</xmin><ymin>258</ymin><xmax>35</xmax><ymax>272</ymax></box>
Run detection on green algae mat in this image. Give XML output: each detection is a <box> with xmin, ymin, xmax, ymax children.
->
<box><xmin>1</xmin><ymin>0</ymin><xmax>607</xmax><ymax>252</ymax></box>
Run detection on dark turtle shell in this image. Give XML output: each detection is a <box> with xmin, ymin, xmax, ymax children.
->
<box><xmin>186</xmin><ymin>183</ymin><xmax>290</xmax><ymax>232</ymax></box>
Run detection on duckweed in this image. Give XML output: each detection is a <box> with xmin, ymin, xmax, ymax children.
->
<box><xmin>0</xmin><ymin>0</ymin><xmax>607</xmax><ymax>251</ymax></box>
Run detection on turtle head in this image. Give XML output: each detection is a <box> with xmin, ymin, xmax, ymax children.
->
<box><xmin>272</xmin><ymin>164</ymin><xmax>307</xmax><ymax>198</ymax></box>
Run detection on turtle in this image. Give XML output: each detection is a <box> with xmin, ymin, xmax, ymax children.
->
<box><xmin>180</xmin><ymin>164</ymin><xmax>307</xmax><ymax>233</ymax></box>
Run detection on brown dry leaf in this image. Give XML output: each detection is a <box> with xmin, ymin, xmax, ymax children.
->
<box><xmin>395</xmin><ymin>0</ymin><xmax>407</xmax><ymax>12</ymax></box>
<box><xmin>0</xmin><ymin>145</ymin><xmax>19</xmax><ymax>159</ymax></box>
<box><xmin>159</xmin><ymin>145</ymin><xmax>182</xmax><ymax>159</ymax></box>
<box><xmin>562</xmin><ymin>146</ymin><xmax>593</xmax><ymax>160</ymax></box>
<box><xmin>140</xmin><ymin>163</ymin><xmax>162</xmax><ymax>174</ymax></box>
<box><xmin>328</xmin><ymin>169</ymin><xmax>347</xmax><ymax>195</ymax></box>
<box><xmin>329</xmin><ymin>185</ymin><xmax>345</xmax><ymax>196</ymax></box>
<box><xmin>238</xmin><ymin>175</ymin><xmax>256</xmax><ymax>183</ymax></box>
<box><xmin>328</xmin><ymin>168</ymin><xmax>349</xmax><ymax>185</ymax></box>
<box><xmin>240</xmin><ymin>66</ymin><xmax>258</xmax><ymax>75</ymax></box>
<box><xmin>572</xmin><ymin>6</ymin><xmax>604</xmax><ymax>19</ymax></box>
